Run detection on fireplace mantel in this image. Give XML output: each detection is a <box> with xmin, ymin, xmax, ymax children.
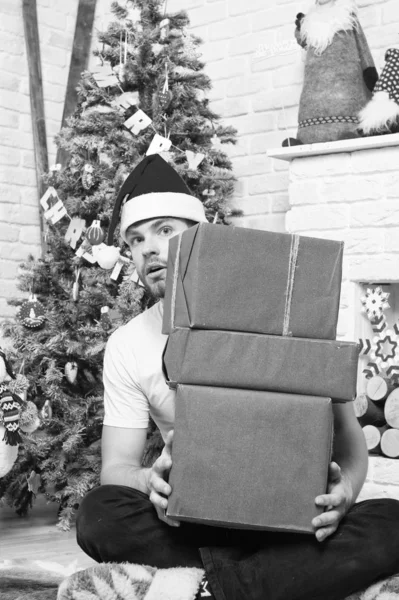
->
<box><xmin>267</xmin><ymin>132</ymin><xmax>399</xmax><ymax>161</ymax></box>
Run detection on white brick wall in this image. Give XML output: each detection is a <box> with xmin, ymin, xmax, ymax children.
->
<box><xmin>2</xmin><ymin>0</ymin><xmax>399</xmax><ymax>320</ymax></box>
<box><xmin>0</xmin><ymin>0</ymin><xmax>109</xmax><ymax>321</ymax></box>
<box><xmin>168</xmin><ymin>0</ymin><xmax>399</xmax><ymax>234</ymax></box>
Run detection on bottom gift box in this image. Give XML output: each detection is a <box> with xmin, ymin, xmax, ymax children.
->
<box><xmin>167</xmin><ymin>385</ymin><xmax>333</xmax><ymax>534</ymax></box>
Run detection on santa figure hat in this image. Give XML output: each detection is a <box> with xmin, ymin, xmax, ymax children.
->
<box><xmin>107</xmin><ymin>154</ymin><xmax>207</xmax><ymax>244</ymax></box>
<box><xmin>359</xmin><ymin>48</ymin><xmax>399</xmax><ymax>135</ymax></box>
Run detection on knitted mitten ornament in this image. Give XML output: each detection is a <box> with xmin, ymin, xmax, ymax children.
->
<box><xmin>358</xmin><ymin>47</ymin><xmax>399</xmax><ymax>135</ymax></box>
<box><xmin>289</xmin><ymin>0</ymin><xmax>378</xmax><ymax>145</ymax></box>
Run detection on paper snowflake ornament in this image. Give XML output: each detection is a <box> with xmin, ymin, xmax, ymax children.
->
<box><xmin>361</xmin><ymin>287</ymin><xmax>390</xmax><ymax>322</ymax></box>
<box><xmin>359</xmin><ymin>316</ymin><xmax>399</xmax><ymax>381</ymax></box>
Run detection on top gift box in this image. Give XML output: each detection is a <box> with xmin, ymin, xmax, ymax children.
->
<box><xmin>162</xmin><ymin>223</ymin><xmax>344</xmax><ymax>340</ymax></box>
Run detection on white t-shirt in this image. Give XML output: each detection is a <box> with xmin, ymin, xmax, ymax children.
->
<box><xmin>103</xmin><ymin>301</ymin><xmax>175</xmax><ymax>441</ymax></box>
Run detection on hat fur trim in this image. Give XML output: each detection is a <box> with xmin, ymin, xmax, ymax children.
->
<box><xmin>359</xmin><ymin>91</ymin><xmax>399</xmax><ymax>134</ymax></box>
<box><xmin>120</xmin><ymin>192</ymin><xmax>207</xmax><ymax>242</ymax></box>
<box><xmin>301</xmin><ymin>0</ymin><xmax>358</xmax><ymax>55</ymax></box>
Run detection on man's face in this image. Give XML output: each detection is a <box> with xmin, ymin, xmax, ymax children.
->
<box><xmin>126</xmin><ymin>217</ymin><xmax>193</xmax><ymax>299</ymax></box>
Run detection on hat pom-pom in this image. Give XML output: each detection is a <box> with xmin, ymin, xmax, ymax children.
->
<box><xmin>359</xmin><ymin>91</ymin><xmax>399</xmax><ymax>135</ymax></box>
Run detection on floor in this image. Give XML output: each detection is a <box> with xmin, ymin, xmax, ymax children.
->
<box><xmin>0</xmin><ymin>493</ymin><xmax>96</xmax><ymax>569</ymax></box>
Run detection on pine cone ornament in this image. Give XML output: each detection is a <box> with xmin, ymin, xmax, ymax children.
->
<box><xmin>82</xmin><ymin>164</ymin><xmax>94</xmax><ymax>190</ymax></box>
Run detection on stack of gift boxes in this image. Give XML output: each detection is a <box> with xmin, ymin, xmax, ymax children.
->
<box><xmin>161</xmin><ymin>224</ymin><xmax>359</xmax><ymax>534</ymax></box>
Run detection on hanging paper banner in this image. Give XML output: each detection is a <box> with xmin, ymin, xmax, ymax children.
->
<box><xmin>110</xmin><ymin>255</ymin><xmax>131</xmax><ymax>281</ymax></box>
<box><xmin>131</xmin><ymin>268</ymin><xmax>145</xmax><ymax>287</ymax></box>
<box><xmin>76</xmin><ymin>241</ymin><xmax>96</xmax><ymax>264</ymax></box>
<box><xmin>159</xmin><ymin>18</ymin><xmax>170</xmax><ymax>41</ymax></box>
<box><xmin>40</xmin><ymin>187</ymin><xmax>68</xmax><ymax>224</ymax></box>
<box><xmin>186</xmin><ymin>150</ymin><xmax>205</xmax><ymax>170</ymax></box>
<box><xmin>211</xmin><ymin>134</ymin><xmax>223</xmax><ymax>148</ymax></box>
<box><xmin>65</xmin><ymin>217</ymin><xmax>85</xmax><ymax>249</ymax></box>
<box><xmin>146</xmin><ymin>133</ymin><xmax>172</xmax><ymax>156</ymax></box>
<box><xmin>113</xmin><ymin>91</ymin><xmax>140</xmax><ymax>111</ymax></box>
<box><xmin>92</xmin><ymin>63</ymin><xmax>119</xmax><ymax>88</ymax></box>
<box><xmin>124</xmin><ymin>109</ymin><xmax>152</xmax><ymax>135</ymax></box>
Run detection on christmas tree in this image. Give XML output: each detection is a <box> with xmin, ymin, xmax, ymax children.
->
<box><xmin>0</xmin><ymin>0</ymin><xmax>237</xmax><ymax>529</ymax></box>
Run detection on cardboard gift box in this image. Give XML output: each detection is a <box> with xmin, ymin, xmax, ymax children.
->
<box><xmin>162</xmin><ymin>223</ymin><xmax>343</xmax><ymax>340</ymax></box>
<box><xmin>163</xmin><ymin>328</ymin><xmax>358</xmax><ymax>402</ymax></box>
<box><xmin>167</xmin><ymin>385</ymin><xmax>333</xmax><ymax>533</ymax></box>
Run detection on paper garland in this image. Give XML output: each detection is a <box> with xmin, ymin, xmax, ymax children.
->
<box><xmin>359</xmin><ymin>288</ymin><xmax>399</xmax><ymax>382</ymax></box>
<box><xmin>361</xmin><ymin>287</ymin><xmax>390</xmax><ymax>322</ymax></box>
<box><xmin>146</xmin><ymin>133</ymin><xmax>172</xmax><ymax>156</ymax></box>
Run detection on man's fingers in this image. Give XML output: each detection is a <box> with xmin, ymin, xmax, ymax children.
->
<box><xmin>329</xmin><ymin>462</ymin><xmax>342</xmax><ymax>482</ymax></box>
<box><xmin>153</xmin><ymin>501</ymin><xmax>180</xmax><ymax>528</ymax></box>
<box><xmin>164</xmin><ymin>430</ymin><xmax>174</xmax><ymax>453</ymax></box>
<box><xmin>149</xmin><ymin>475</ymin><xmax>171</xmax><ymax>497</ymax></box>
<box><xmin>312</xmin><ymin>509</ymin><xmax>341</xmax><ymax>530</ymax></box>
<box><xmin>315</xmin><ymin>524</ymin><xmax>337</xmax><ymax>542</ymax></box>
<box><xmin>152</xmin><ymin>453</ymin><xmax>172</xmax><ymax>475</ymax></box>
<box><xmin>315</xmin><ymin>492</ymin><xmax>342</xmax><ymax>507</ymax></box>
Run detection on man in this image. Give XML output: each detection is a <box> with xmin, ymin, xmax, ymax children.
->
<box><xmin>75</xmin><ymin>155</ymin><xmax>399</xmax><ymax>600</ymax></box>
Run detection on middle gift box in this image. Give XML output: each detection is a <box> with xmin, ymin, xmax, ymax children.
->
<box><xmin>163</xmin><ymin>328</ymin><xmax>359</xmax><ymax>402</ymax></box>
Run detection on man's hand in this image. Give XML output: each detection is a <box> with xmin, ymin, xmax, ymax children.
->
<box><xmin>312</xmin><ymin>462</ymin><xmax>353</xmax><ymax>542</ymax></box>
<box><xmin>147</xmin><ymin>430</ymin><xmax>180</xmax><ymax>527</ymax></box>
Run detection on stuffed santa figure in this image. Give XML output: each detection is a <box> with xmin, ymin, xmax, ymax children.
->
<box><xmin>285</xmin><ymin>0</ymin><xmax>378</xmax><ymax>146</ymax></box>
<box><xmin>358</xmin><ymin>46</ymin><xmax>399</xmax><ymax>135</ymax></box>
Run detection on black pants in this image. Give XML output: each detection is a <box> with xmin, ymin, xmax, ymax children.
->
<box><xmin>76</xmin><ymin>485</ymin><xmax>399</xmax><ymax>600</ymax></box>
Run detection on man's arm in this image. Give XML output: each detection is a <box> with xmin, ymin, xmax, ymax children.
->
<box><xmin>311</xmin><ymin>401</ymin><xmax>368</xmax><ymax>542</ymax></box>
<box><xmin>101</xmin><ymin>425</ymin><xmax>180</xmax><ymax>527</ymax></box>
<box><xmin>101</xmin><ymin>425</ymin><xmax>150</xmax><ymax>493</ymax></box>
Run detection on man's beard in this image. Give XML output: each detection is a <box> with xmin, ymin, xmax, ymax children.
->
<box><xmin>138</xmin><ymin>262</ymin><xmax>167</xmax><ymax>299</ymax></box>
<box><xmin>143</xmin><ymin>278</ymin><xmax>165</xmax><ymax>300</ymax></box>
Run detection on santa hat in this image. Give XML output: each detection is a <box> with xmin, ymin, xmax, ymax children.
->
<box><xmin>107</xmin><ymin>155</ymin><xmax>207</xmax><ymax>244</ymax></box>
<box><xmin>359</xmin><ymin>48</ymin><xmax>399</xmax><ymax>135</ymax></box>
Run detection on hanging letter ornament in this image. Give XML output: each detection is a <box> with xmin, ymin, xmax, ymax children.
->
<box><xmin>124</xmin><ymin>110</ymin><xmax>152</xmax><ymax>135</ymax></box>
<box><xmin>113</xmin><ymin>91</ymin><xmax>140</xmax><ymax>111</ymax></box>
<box><xmin>86</xmin><ymin>220</ymin><xmax>105</xmax><ymax>246</ymax></box>
<box><xmin>186</xmin><ymin>150</ymin><xmax>205</xmax><ymax>170</ymax></box>
<box><xmin>40</xmin><ymin>187</ymin><xmax>67</xmax><ymax>224</ymax></box>
<box><xmin>92</xmin><ymin>63</ymin><xmax>119</xmax><ymax>88</ymax></box>
<box><xmin>146</xmin><ymin>133</ymin><xmax>172</xmax><ymax>156</ymax></box>
<box><xmin>18</xmin><ymin>295</ymin><xmax>46</xmax><ymax>329</ymax></box>
<box><xmin>65</xmin><ymin>217</ymin><xmax>85</xmax><ymax>250</ymax></box>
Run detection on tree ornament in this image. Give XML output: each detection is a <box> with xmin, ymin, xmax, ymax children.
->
<box><xmin>82</xmin><ymin>164</ymin><xmax>94</xmax><ymax>190</ymax></box>
<box><xmin>72</xmin><ymin>268</ymin><xmax>81</xmax><ymax>302</ymax></box>
<box><xmin>64</xmin><ymin>362</ymin><xmax>78</xmax><ymax>385</ymax></box>
<box><xmin>159</xmin><ymin>18</ymin><xmax>170</xmax><ymax>41</ymax></box>
<box><xmin>202</xmin><ymin>188</ymin><xmax>216</xmax><ymax>197</ymax></box>
<box><xmin>92</xmin><ymin>62</ymin><xmax>119</xmax><ymax>88</ymax></box>
<box><xmin>65</xmin><ymin>217</ymin><xmax>85</xmax><ymax>250</ymax></box>
<box><xmin>27</xmin><ymin>470</ymin><xmax>41</xmax><ymax>495</ymax></box>
<box><xmin>157</xmin><ymin>64</ymin><xmax>173</xmax><ymax>110</ymax></box>
<box><xmin>41</xmin><ymin>399</ymin><xmax>52</xmax><ymax>422</ymax></box>
<box><xmin>181</xmin><ymin>35</ymin><xmax>201</xmax><ymax>61</ymax></box>
<box><xmin>92</xmin><ymin>243</ymin><xmax>120</xmax><ymax>270</ymax></box>
<box><xmin>210</xmin><ymin>134</ymin><xmax>223</xmax><ymax>149</ymax></box>
<box><xmin>86</xmin><ymin>220</ymin><xmax>105</xmax><ymax>246</ymax></box>
<box><xmin>361</xmin><ymin>287</ymin><xmax>390</xmax><ymax>322</ymax></box>
<box><xmin>112</xmin><ymin>91</ymin><xmax>139</xmax><ymax>111</ymax></box>
<box><xmin>0</xmin><ymin>384</ymin><xmax>22</xmax><ymax>446</ymax></box>
<box><xmin>186</xmin><ymin>150</ymin><xmax>205</xmax><ymax>170</ymax></box>
<box><xmin>100</xmin><ymin>306</ymin><xmax>113</xmax><ymax>331</ymax></box>
<box><xmin>146</xmin><ymin>133</ymin><xmax>172</xmax><ymax>156</ymax></box>
<box><xmin>124</xmin><ymin>109</ymin><xmax>152</xmax><ymax>135</ymax></box>
<box><xmin>40</xmin><ymin>187</ymin><xmax>67</xmax><ymax>224</ymax></box>
<box><xmin>18</xmin><ymin>294</ymin><xmax>46</xmax><ymax>329</ymax></box>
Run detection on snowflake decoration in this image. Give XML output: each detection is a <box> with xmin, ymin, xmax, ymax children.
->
<box><xmin>359</xmin><ymin>316</ymin><xmax>399</xmax><ymax>381</ymax></box>
<box><xmin>360</xmin><ymin>286</ymin><xmax>390</xmax><ymax>322</ymax></box>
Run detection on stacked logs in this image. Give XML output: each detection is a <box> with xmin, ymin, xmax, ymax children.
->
<box><xmin>355</xmin><ymin>375</ymin><xmax>399</xmax><ymax>458</ymax></box>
